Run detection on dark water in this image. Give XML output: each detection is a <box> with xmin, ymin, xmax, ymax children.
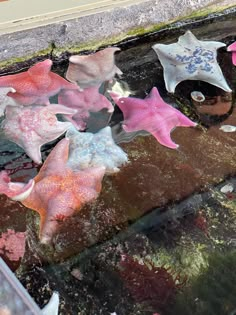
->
<box><xmin>1</xmin><ymin>8</ymin><xmax>236</xmax><ymax>315</ymax></box>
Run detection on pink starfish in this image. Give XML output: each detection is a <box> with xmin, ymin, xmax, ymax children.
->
<box><xmin>1</xmin><ymin>104</ymin><xmax>77</xmax><ymax>164</ymax></box>
<box><xmin>227</xmin><ymin>42</ymin><xmax>236</xmax><ymax>65</ymax></box>
<box><xmin>0</xmin><ymin>138</ymin><xmax>105</xmax><ymax>244</ymax></box>
<box><xmin>0</xmin><ymin>170</ymin><xmax>34</xmax><ymax>201</ymax></box>
<box><xmin>110</xmin><ymin>87</ymin><xmax>197</xmax><ymax>149</ymax></box>
<box><xmin>58</xmin><ymin>86</ymin><xmax>114</xmax><ymax>129</ymax></box>
<box><xmin>66</xmin><ymin>47</ymin><xmax>122</xmax><ymax>89</ymax></box>
<box><xmin>0</xmin><ymin>59</ymin><xmax>78</xmax><ymax>105</ymax></box>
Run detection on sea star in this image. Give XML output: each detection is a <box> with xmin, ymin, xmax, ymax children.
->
<box><xmin>66</xmin><ymin>47</ymin><xmax>122</xmax><ymax>89</ymax></box>
<box><xmin>152</xmin><ymin>30</ymin><xmax>231</xmax><ymax>93</ymax></box>
<box><xmin>110</xmin><ymin>87</ymin><xmax>197</xmax><ymax>149</ymax></box>
<box><xmin>66</xmin><ymin>126</ymin><xmax>128</xmax><ymax>173</ymax></box>
<box><xmin>0</xmin><ymin>138</ymin><xmax>105</xmax><ymax>243</ymax></box>
<box><xmin>1</xmin><ymin>104</ymin><xmax>77</xmax><ymax>164</ymax></box>
<box><xmin>0</xmin><ymin>59</ymin><xmax>78</xmax><ymax>105</ymax></box>
<box><xmin>227</xmin><ymin>41</ymin><xmax>236</xmax><ymax>65</ymax></box>
<box><xmin>58</xmin><ymin>86</ymin><xmax>114</xmax><ymax>130</ymax></box>
<box><xmin>0</xmin><ymin>87</ymin><xmax>18</xmax><ymax>116</ymax></box>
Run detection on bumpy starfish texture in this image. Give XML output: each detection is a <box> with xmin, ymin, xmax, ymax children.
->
<box><xmin>58</xmin><ymin>86</ymin><xmax>114</xmax><ymax>129</ymax></box>
<box><xmin>0</xmin><ymin>138</ymin><xmax>105</xmax><ymax>243</ymax></box>
<box><xmin>152</xmin><ymin>30</ymin><xmax>231</xmax><ymax>93</ymax></box>
<box><xmin>66</xmin><ymin>126</ymin><xmax>128</xmax><ymax>173</ymax></box>
<box><xmin>227</xmin><ymin>42</ymin><xmax>236</xmax><ymax>65</ymax></box>
<box><xmin>0</xmin><ymin>87</ymin><xmax>18</xmax><ymax>116</ymax></box>
<box><xmin>110</xmin><ymin>87</ymin><xmax>197</xmax><ymax>149</ymax></box>
<box><xmin>66</xmin><ymin>47</ymin><xmax>122</xmax><ymax>89</ymax></box>
<box><xmin>1</xmin><ymin>104</ymin><xmax>77</xmax><ymax>164</ymax></box>
<box><xmin>0</xmin><ymin>59</ymin><xmax>78</xmax><ymax>105</ymax></box>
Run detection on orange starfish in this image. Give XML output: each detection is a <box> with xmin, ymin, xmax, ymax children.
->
<box><xmin>0</xmin><ymin>138</ymin><xmax>105</xmax><ymax>244</ymax></box>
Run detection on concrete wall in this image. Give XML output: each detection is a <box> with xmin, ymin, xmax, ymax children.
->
<box><xmin>0</xmin><ymin>0</ymin><xmax>233</xmax><ymax>66</ymax></box>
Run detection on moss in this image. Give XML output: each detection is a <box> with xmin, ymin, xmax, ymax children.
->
<box><xmin>0</xmin><ymin>46</ymin><xmax>53</xmax><ymax>70</ymax></box>
<box><xmin>148</xmin><ymin>239</ymin><xmax>209</xmax><ymax>280</ymax></box>
<box><xmin>170</xmin><ymin>251</ymin><xmax>236</xmax><ymax>315</ymax></box>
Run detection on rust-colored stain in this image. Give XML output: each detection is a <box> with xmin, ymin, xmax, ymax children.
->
<box><xmin>0</xmin><ymin>0</ymin><xmax>9</xmax><ymax>2</ymax></box>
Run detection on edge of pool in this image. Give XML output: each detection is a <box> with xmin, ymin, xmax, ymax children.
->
<box><xmin>0</xmin><ymin>0</ymin><xmax>236</xmax><ymax>69</ymax></box>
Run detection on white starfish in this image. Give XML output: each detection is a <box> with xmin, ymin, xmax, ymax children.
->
<box><xmin>0</xmin><ymin>87</ymin><xmax>18</xmax><ymax>116</ymax></box>
<box><xmin>152</xmin><ymin>30</ymin><xmax>231</xmax><ymax>93</ymax></box>
<box><xmin>66</xmin><ymin>126</ymin><xmax>128</xmax><ymax>173</ymax></box>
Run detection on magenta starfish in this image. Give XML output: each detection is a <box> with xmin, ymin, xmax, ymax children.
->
<box><xmin>66</xmin><ymin>47</ymin><xmax>122</xmax><ymax>89</ymax></box>
<box><xmin>110</xmin><ymin>87</ymin><xmax>197</xmax><ymax>149</ymax></box>
<box><xmin>0</xmin><ymin>138</ymin><xmax>105</xmax><ymax>243</ymax></box>
<box><xmin>227</xmin><ymin>42</ymin><xmax>236</xmax><ymax>65</ymax></box>
<box><xmin>58</xmin><ymin>86</ymin><xmax>114</xmax><ymax>129</ymax></box>
<box><xmin>1</xmin><ymin>104</ymin><xmax>77</xmax><ymax>164</ymax></box>
<box><xmin>0</xmin><ymin>59</ymin><xmax>78</xmax><ymax>105</ymax></box>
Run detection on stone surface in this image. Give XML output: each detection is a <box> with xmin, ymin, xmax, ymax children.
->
<box><xmin>0</xmin><ymin>0</ymin><xmax>226</xmax><ymax>66</ymax></box>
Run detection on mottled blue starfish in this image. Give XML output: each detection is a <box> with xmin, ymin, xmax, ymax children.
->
<box><xmin>66</xmin><ymin>126</ymin><xmax>128</xmax><ymax>173</ymax></box>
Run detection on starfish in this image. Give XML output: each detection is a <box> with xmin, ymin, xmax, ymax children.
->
<box><xmin>110</xmin><ymin>87</ymin><xmax>197</xmax><ymax>149</ymax></box>
<box><xmin>0</xmin><ymin>138</ymin><xmax>105</xmax><ymax>243</ymax></box>
<box><xmin>66</xmin><ymin>47</ymin><xmax>122</xmax><ymax>89</ymax></box>
<box><xmin>0</xmin><ymin>59</ymin><xmax>78</xmax><ymax>105</ymax></box>
<box><xmin>0</xmin><ymin>87</ymin><xmax>18</xmax><ymax>116</ymax></box>
<box><xmin>152</xmin><ymin>30</ymin><xmax>231</xmax><ymax>93</ymax></box>
<box><xmin>66</xmin><ymin>126</ymin><xmax>128</xmax><ymax>173</ymax></box>
<box><xmin>1</xmin><ymin>104</ymin><xmax>77</xmax><ymax>164</ymax></box>
<box><xmin>58</xmin><ymin>86</ymin><xmax>114</xmax><ymax>130</ymax></box>
<box><xmin>227</xmin><ymin>41</ymin><xmax>236</xmax><ymax>65</ymax></box>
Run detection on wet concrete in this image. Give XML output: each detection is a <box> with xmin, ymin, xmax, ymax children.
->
<box><xmin>0</xmin><ymin>9</ymin><xmax>236</xmax><ymax>315</ymax></box>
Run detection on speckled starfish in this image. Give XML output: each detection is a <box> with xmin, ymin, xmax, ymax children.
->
<box><xmin>152</xmin><ymin>30</ymin><xmax>231</xmax><ymax>93</ymax></box>
<box><xmin>0</xmin><ymin>59</ymin><xmax>78</xmax><ymax>105</ymax></box>
<box><xmin>58</xmin><ymin>86</ymin><xmax>114</xmax><ymax>130</ymax></box>
<box><xmin>0</xmin><ymin>138</ymin><xmax>105</xmax><ymax>243</ymax></box>
<box><xmin>110</xmin><ymin>87</ymin><xmax>197</xmax><ymax>149</ymax></box>
<box><xmin>66</xmin><ymin>126</ymin><xmax>128</xmax><ymax>173</ymax></box>
<box><xmin>66</xmin><ymin>47</ymin><xmax>122</xmax><ymax>89</ymax></box>
<box><xmin>1</xmin><ymin>104</ymin><xmax>77</xmax><ymax>164</ymax></box>
<box><xmin>0</xmin><ymin>87</ymin><xmax>18</xmax><ymax>116</ymax></box>
<box><xmin>227</xmin><ymin>41</ymin><xmax>236</xmax><ymax>65</ymax></box>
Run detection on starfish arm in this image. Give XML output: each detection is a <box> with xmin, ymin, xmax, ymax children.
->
<box><xmin>39</xmin><ymin>193</ymin><xmax>77</xmax><ymax>244</ymax></box>
<box><xmin>197</xmin><ymin>67</ymin><xmax>232</xmax><ymax>92</ymax></box>
<box><xmin>202</xmin><ymin>40</ymin><xmax>226</xmax><ymax>51</ymax></box>
<box><xmin>175</xmin><ymin>110</ymin><xmax>197</xmax><ymax>127</ymax></box>
<box><xmin>51</xmin><ymin>72</ymin><xmax>79</xmax><ymax>90</ymax></box>
<box><xmin>227</xmin><ymin>42</ymin><xmax>236</xmax><ymax>52</ymax></box>
<box><xmin>151</xmin><ymin>47</ymin><xmax>181</xmax><ymax>93</ymax></box>
<box><xmin>149</xmin><ymin>126</ymin><xmax>179</xmax><ymax>149</ymax></box>
<box><xmin>0</xmin><ymin>171</ymin><xmax>34</xmax><ymax>201</ymax></box>
<box><xmin>232</xmin><ymin>52</ymin><xmax>236</xmax><ymax>66</ymax></box>
<box><xmin>23</xmin><ymin>142</ymin><xmax>42</xmax><ymax>164</ymax></box>
<box><xmin>48</xmin><ymin>104</ymin><xmax>77</xmax><ymax>116</ymax></box>
<box><xmin>36</xmin><ymin>138</ymin><xmax>70</xmax><ymax>180</ymax></box>
<box><xmin>42</xmin><ymin>292</ymin><xmax>59</xmax><ymax>315</ymax></box>
<box><xmin>61</xmin><ymin>113</ymin><xmax>87</xmax><ymax>130</ymax></box>
<box><xmin>178</xmin><ymin>30</ymin><xmax>199</xmax><ymax>46</ymax></box>
<box><xmin>74</xmin><ymin>167</ymin><xmax>105</xmax><ymax>200</ymax></box>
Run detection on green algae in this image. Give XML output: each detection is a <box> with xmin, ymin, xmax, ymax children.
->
<box><xmin>144</xmin><ymin>237</ymin><xmax>209</xmax><ymax>280</ymax></box>
<box><xmin>170</xmin><ymin>251</ymin><xmax>236</xmax><ymax>315</ymax></box>
<box><xmin>0</xmin><ymin>46</ymin><xmax>53</xmax><ymax>70</ymax></box>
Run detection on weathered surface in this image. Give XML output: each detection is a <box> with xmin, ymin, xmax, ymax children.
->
<box><xmin>0</xmin><ymin>0</ymin><xmax>231</xmax><ymax>67</ymax></box>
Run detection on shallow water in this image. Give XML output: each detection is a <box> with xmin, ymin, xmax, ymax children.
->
<box><xmin>1</xmin><ymin>8</ymin><xmax>236</xmax><ymax>315</ymax></box>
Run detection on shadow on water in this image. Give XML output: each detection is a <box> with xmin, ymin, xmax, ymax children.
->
<box><xmin>1</xmin><ymin>7</ymin><xmax>236</xmax><ymax>315</ymax></box>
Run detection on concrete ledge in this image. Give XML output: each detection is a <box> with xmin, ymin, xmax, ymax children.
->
<box><xmin>0</xmin><ymin>0</ymin><xmax>235</xmax><ymax>67</ymax></box>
